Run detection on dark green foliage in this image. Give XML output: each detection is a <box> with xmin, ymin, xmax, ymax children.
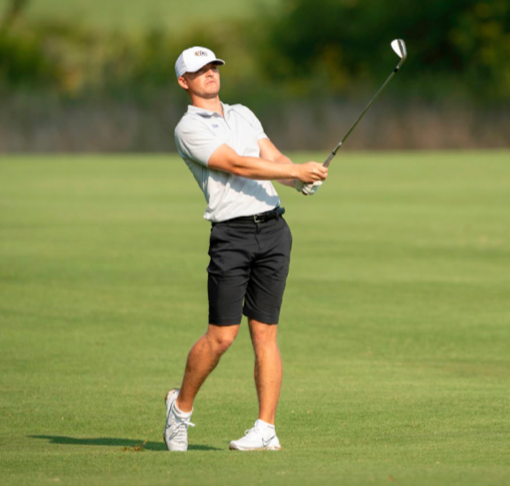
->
<box><xmin>0</xmin><ymin>30</ymin><xmax>60</xmax><ymax>88</ymax></box>
<box><xmin>260</xmin><ymin>0</ymin><xmax>510</xmax><ymax>99</ymax></box>
<box><xmin>0</xmin><ymin>0</ymin><xmax>509</xmax><ymax>101</ymax></box>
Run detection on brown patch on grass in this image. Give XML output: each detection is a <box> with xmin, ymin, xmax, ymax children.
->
<box><xmin>123</xmin><ymin>439</ymin><xmax>148</xmax><ymax>452</ymax></box>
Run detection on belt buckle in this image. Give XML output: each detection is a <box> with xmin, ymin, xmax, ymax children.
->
<box><xmin>253</xmin><ymin>213</ymin><xmax>264</xmax><ymax>224</ymax></box>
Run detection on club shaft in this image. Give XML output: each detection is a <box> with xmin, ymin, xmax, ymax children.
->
<box><xmin>324</xmin><ymin>60</ymin><xmax>405</xmax><ymax>167</ymax></box>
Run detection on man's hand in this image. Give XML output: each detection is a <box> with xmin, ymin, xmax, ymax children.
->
<box><xmin>294</xmin><ymin>180</ymin><xmax>323</xmax><ymax>196</ymax></box>
<box><xmin>295</xmin><ymin>162</ymin><xmax>328</xmax><ymax>184</ymax></box>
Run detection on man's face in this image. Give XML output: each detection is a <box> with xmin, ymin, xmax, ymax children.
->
<box><xmin>179</xmin><ymin>62</ymin><xmax>221</xmax><ymax>99</ymax></box>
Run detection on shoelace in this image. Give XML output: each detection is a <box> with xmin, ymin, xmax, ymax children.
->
<box><xmin>168</xmin><ymin>407</ymin><xmax>195</xmax><ymax>443</ymax></box>
<box><xmin>173</xmin><ymin>418</ymin><xmax>195</xmax><ymax>443</ymax></box>
<box><xmin>239</xmin><ymin>425</ymin><xmax>275</xmax><ymax>447</ymax></box>
<box><xmin>182</xmin><ymin>417</ymin><xmax>195</xmax><ymax>428</ymax></box>
<box><xmin>243</xmin><ymin>426</ymin><xmax>261</xmax><ymax>438</ymax></box>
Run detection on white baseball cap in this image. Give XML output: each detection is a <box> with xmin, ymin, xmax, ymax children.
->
<box><xmin>175</xmin><ymin>46</ymin><xmax>225</xmax><ymax>79</ymax></box>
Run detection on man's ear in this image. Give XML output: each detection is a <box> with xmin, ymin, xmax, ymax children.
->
<box><xmin>177</xmin><ymin>75</ymin><xmax>189</xmax><ymax>90</ymax></box>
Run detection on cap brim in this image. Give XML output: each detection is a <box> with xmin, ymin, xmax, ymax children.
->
<box><xmin>188</xmin><ymin>59</ymin><xmax>225</xmax><ymax>73</ymax></box>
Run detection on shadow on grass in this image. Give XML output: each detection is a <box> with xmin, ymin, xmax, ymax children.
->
<box><xmin>29</xmin><ymin>435</ymin><xmax>220</xmax><ymax>451</ymax></box>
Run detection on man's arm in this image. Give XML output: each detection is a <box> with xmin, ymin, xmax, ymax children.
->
<box><xmin>257</xmin><ymin>138</ymin><xmax>323</xmax><ymax>195</ymax></box>
<box><xmin>208</xmin><ymin>143</ymin><xmax>327</xmax><ymax>184</ymax></box>
<box><xmin>257</xmin><ymin>138</ymin><xmax>299</xmax><ymax>188</ymax></box>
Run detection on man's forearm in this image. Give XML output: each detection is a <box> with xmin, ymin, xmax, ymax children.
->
<box><xmin>226</xmin><ymin>156</ymin><xmax>299</xmax><ymax>181</ymax></box>
<box><xmin>272</xmin><ymin>154</ymin><xmax>299</xmax><ymax>188</ymax></box>
<box><xmin>208</xmin><ymin>144</ymin><xmax>327</xmax><ymax>184</ymax></box>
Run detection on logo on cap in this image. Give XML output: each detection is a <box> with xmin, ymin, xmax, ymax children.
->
<box><xmin>195</xmin><ymin>50</ymin><xmax>208</xmax><ymax>57</ymax></box>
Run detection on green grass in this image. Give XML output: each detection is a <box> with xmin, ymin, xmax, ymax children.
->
<box><xmin>21</xmin><ymin>0</ymin><xmax>280</xmax><ymax>32</ymax></box>
<box><xmin>1</xmin><ymin>152</ymin><xmax>509</xmax><ymax>485</ymax></box>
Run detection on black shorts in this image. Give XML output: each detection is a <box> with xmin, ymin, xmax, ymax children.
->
<box><xmin>207</xmin><ymin>216</ymin><xmax>292</xmax><ymax>326</ymax></box>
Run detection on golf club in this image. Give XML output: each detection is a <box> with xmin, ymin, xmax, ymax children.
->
<box><xmin>323</xmin><ymin>39</ymin><xmax>407</xmax><ymax>167</ymax></box>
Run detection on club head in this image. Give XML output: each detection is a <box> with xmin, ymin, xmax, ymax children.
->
<box><xmin>391</xmin><ymin>39</ymin><xmax>407</xmax><ymax>60</ymax></box>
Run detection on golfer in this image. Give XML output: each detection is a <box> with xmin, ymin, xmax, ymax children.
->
<box><xmin>165</xmin><ymin>46</ymin><xmax>328</xmax><ymax>451</ymax></box>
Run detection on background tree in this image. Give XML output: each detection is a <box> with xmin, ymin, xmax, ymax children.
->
<box><xmin>259</xmin><ymin>0</ymin><xmax>510</xmax><ymax>101</ymax></box>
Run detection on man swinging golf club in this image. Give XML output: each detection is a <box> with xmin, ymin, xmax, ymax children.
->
<box><xmin>165</xmin><ymin>46</ymin><xmax>328</xmax><ymax>451</ymax></box>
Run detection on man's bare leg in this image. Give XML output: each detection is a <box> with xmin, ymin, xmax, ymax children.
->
<box><xmin>176</xmin><ymin>324</ymin><xmax>240</xmax><ymax>412</ymax></box>
<box><xmin>248</xmin><ymin>319</ymin><xmax>282</xmax><ymax>425</ymax></box>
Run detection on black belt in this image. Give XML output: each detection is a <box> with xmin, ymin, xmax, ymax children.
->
<box><xmin>216</xmin><ymin>207</ymin><xmax>285</xmax><ymax>225</ymax></box>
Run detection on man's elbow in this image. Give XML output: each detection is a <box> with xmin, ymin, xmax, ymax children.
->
<box><xmin>229</xmin><ymin>161</ymin><xmax>250</xmax><ymax>177</ymax></box>
<box><xmin>208</xmin><ymin>156</ymin><xmax>247</xmax><ymax>177</ymax></box>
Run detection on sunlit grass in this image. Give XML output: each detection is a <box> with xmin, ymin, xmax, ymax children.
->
<box><xmin>1</xmin><ymin>152</ymin><xmax>509</xmax><ymax>485</ymax></box>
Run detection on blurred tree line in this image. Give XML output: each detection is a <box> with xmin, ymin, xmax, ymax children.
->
<box><xmin>262</xmin><ymin>0</ymin><xmax>510</xmax><ymax>102</ymax></box>
<box><xmin>0</xmin><ymin>0</ymin><xmax>509</xmax><ymax>151</ymax></box>
<box><xmin>1</xmin><ymin>0</ymin><xmax>509</xmax><ymax>101</ymax></box>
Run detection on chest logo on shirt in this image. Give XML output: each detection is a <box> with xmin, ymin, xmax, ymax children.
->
<box><xmin>211</xmin><ymin>124</ymin><xmax>220</xmax><ymax>129</ymax></box>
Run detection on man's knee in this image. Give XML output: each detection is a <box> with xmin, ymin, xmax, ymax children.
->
<box><xmin>249</xmin><ymin>319</ymin><xmax>278</xmax><ymax>348</ymax></box>
<box><xmin>206</xmin><ymin>324</ymin><xmax>239</xmax><ymax>354</ymax></box>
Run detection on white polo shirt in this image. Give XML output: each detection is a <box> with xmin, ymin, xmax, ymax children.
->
<box><xmin>174</xmin><ymin>103</ymin><xmax>281</xmax><ymax>223</ymax></box>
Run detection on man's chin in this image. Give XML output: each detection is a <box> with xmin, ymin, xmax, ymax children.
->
<box><xmin>202</xmin><ymin>90</ymin><xmax>220</xmax><ymax>99</ymax></box>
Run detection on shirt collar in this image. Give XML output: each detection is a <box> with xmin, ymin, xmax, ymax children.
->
<box><xmin>187</xmin><ymin>102</ymin><xmax>232</xmax><ymax>118</ymax></box>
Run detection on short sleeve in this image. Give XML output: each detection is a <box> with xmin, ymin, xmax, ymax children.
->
<box><xmin>233</xmin><ymin>105</ymin><xmax>268</xmax><ymax>141</ymax></box>
<box><xmin>175</xmin><ymin>118</ymin><xmax>224</xmax><ymax>167</ymax></box>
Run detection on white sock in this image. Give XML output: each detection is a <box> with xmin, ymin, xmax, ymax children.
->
<box><xmin>174</xmin><ymin>402</ymin><xmax>193</xmax><ymax>417</ymax></box>
<box><xmin>255</xmin><ymin>419</ymin><xmax>275</xmax><ymax>431</ymax></box>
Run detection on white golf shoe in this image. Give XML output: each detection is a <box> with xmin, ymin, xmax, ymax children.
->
<box><xmin>163</xmin><ymin>388</ymin><xmax>194</xmax><ymax>451</ymax></box>
<box><xmin>229</xmin><ymin>420</ymin><xmax>282</xmax><ymax>451</ymax></box>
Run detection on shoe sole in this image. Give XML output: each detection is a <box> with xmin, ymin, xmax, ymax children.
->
<box><xmin>229</xmin><ymin>444</ymin><xmax>282</xmax><ymax>451</ymax></box>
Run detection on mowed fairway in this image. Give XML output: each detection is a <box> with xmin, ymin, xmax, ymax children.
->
<box><xmin>0</xmin><ymin>152</ymin><xmax>509</xmax><ymax>485</ymax></box>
